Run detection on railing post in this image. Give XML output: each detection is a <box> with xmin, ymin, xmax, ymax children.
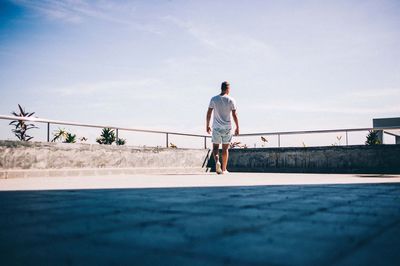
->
<box><xmin>204</xmin><ymin>136</ymin><xmax>207</xmax><ymax>149</ymax></box>
<box><xmin>345</xmin><ymin>131</ymin><xmax>348</xmax><ymax>146</ymax></box>
<box><xmin>166</xmin><ymin>133</ymin><xmax>169</xmax><ymax>148</ymax></box>
<box><xmin>116</xmin><ymin>128</ymin><xmax>119</xmax><ymax>144</ymax></box>
<box><xmin>47</xmin><ymin>122</ymin><xmax>50</xmax><ymax>142</ymax></box>
<box><xmin>278</xmin><ymin>134</ymin><xmax>281</xmax><ymax>148</ymax></box>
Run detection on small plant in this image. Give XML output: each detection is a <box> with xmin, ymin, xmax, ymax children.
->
<box><xmin>116</xmin><ymin>138</ymin><xmax>126</xmax><ymax>146</ymax></box>
<box><xmin>64</xmin><ymin>133</ymin><xmax>76</xmax><ymax>143</ymax></box>
<box><xmin>9</xmin><ymin>104</ymin><xmax>38</xmax><ymax>141</ymax></box>
<box><xmin>52</xmin><ymin>128</ymin><xmax>81</xmax><ymax>143</ymax></box>
<box><xmin>230</xmin><ymin>141</ymin><xmax>242</xmax><ymax>148</ymax></box>
<box><xmin>230</xmin><ymin>142</ymin><xmax>248</xmax><ymax>149</ymax></box>
<box><xmin>302</xmin><ymin>141</ymin><xmax>307</xmax><ymax>147</ymax></box>
<box><xmin>96</xmin><ymin>128</ymin><xmax>116</xmax><ymax>145</ymax></box>
<box><xmin>169</xmin><ymin>142</ymin><xmax>178</xmax><ymax>148</ymax></box>
<box><xmin>261</xmin><ymin>136</ymin><xmax>268</xmax><ymax>147</ymax></box>
<box><xmin>52</xmin><ymin>128</ymin><xmax>68</xmax><ymax>142</ymax></box>
<box><xmin>366</xmin><ymin>130</ymin><xmax>381</xmax><ymax>145</ymax></box>
<box><xmin>80</xmin><ymin>137</ymin><xmax>88</xmax><ymax>142</ymax></box>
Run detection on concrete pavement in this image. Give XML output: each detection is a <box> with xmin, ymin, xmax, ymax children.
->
<box><xmin>1</xmin><ymin>172</ymin><xmax>400</xmax><ymax>191</ymax></box>
<box><xmin>1</xmin><ymin>174</ymin><xmax>400</xmax><ymax>265</ymax></box>
<box><xmin>0</xmin><ymin>181</ymin><xmax>399</xmax><ymax>265</ymax></box>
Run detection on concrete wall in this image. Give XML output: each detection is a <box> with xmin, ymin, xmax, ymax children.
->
<box><xmin>214</xmin><ymin>145</ymin><xmax>400</xmax><ymax>174</ymax></box>
<box><xmin>0</xmin><ymin>140</ymin><xmax>210</xmax><ymax>178</ymax></box>
<box><xmin>2</xmin><ymin>141</ymin><xmax>399</xmax><ymax>178</ymax></box>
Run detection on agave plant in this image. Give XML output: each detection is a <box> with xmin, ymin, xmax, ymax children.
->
<box><xmin>96</xmin><ymin>128</ymin><xmax>116</xmax><ymax>145</ymax></box>
<box><xmin>116</xmin><ymin>138</ymin><xmax>126</xmax><ymax>146</ymax></box>
<box><xmin>9</xmin><ymin>104</ymin><xmax>38</xmax><ymax>141</ymax></box>
<box><xmin>366</xmin><ymin>130</ymin><xmax>381</xmax><ymax>145</ymax></box>
<box><xmin>64</xmin><ymin>133</ymin><xmax>77</xmax><ymax>143</ymax></box>
<box><xmin>52</xmin><ymin>128</ymin><xmax>68</xmax><ymax>142</ymax></box>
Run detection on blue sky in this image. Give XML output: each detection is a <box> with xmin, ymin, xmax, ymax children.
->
<box><xmin>0</xmin><ymin>0</ymin><xmax>399</xmax><ymax>146</ymax></box>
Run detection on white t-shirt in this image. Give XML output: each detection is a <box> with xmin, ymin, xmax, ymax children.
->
<box><xmin>209</xmin><ymin>94</ymin><xmax>237</xmax><ymax>129</ymax></box>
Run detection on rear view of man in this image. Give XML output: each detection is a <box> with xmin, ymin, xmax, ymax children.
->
<box><xmin>206</xmin><ymin>81</ymin><xmax>240</xmax><ymax>174</ymax></box>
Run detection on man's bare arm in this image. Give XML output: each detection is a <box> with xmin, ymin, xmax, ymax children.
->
<box><xmin>206</xmin><ymin>108</ymin><xmax>213</xmax><ymax>134</ymax></box>
<box><xmin>232</xmin><ymin>110</ymin><xmax>239</xmax><ymax>135</ymax></box>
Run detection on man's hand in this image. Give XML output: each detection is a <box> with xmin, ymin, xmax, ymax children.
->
<box><xmin>234</xmin><ymin>128</ymin><xmax>239</xmax><ymax>136</ymax></box>
<box><xmin>206</xmin><ymin>108</ymin><xmax>213</xmax><ymax>135</ymax></box>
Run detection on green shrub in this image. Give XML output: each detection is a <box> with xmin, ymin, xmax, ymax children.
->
<box><xmin>96</xmin><ymin>128</ymin><xmax>116</xmax><ymax>145</ymax></box>
<box><xmin>366</xmin><ymin>130</ymin><xmax>381</xmax><ymax>145</ymax></box>
<box><xmin>64</xmin><ymin>133</ymin><xmax>77</xmax><ymax>143</ymax></box>
<box><xmin>116</xmin><ymin>138</ymin><xmax>126</xmax><ymax>146</ymax></box>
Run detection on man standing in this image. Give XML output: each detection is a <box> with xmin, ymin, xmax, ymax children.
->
<box><xmin>206</xmin><ymin>81</ymin><xmax>239</xmax><ymax>174</ymax></box>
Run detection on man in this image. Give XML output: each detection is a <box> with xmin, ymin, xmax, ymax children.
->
<box><xmin>206</xmin><ymin>81</ymin><xmax>239</xmax><ymax>174</ymax></box>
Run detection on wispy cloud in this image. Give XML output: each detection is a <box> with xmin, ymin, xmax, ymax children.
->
<box><xmin>13</xmin><ymin>0</ymin><xmax>83</xmax><ymax>23</ymax></box>
<box><xmin>162</xmin><ymin>15</ymin><xmax>218</xmax><ymax>48</ymax></box>
<box><xmin>162</xmin><ymin>15</ymin><xmax>278</xmax><ymax>60</ymax></box>
<box><xmin>12</xmin><ymin>0</ymin><xmax>160</xmax><ymax>33</ymax></box>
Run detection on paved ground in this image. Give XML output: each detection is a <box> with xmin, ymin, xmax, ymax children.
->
<box><xmin>1</xmin><ymin>172</ymin><xmax>400</xmax><ymax>191</ymax></box>
<box><xmin>0</xmin><ymin>180</ymin><xmax>399</xmax><ymax>265</ymax></box>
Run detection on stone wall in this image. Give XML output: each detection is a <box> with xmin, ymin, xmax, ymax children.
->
<box><xmin>0</xmin><ymin>140</ymin><xmax>211</xmax><ymax>178</ymax></box>
<box><xmin>216</xmin><ymin>145</ymin><xmax>400</xmax><ymax>174</ymax></box>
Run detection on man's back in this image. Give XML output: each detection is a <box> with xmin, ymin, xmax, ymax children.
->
<box><xmin>209</xmin><ymin>94</ymin><xmax>237</xmax><ymax>129</ymax></box>
<box><xmin>206</xmin><ymin>81</ymin><xmax>239</xmax><ymax>174</ymax></box>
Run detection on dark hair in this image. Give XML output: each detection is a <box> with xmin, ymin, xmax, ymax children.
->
<box><xmin>221</xmin><ymin>81</ymin><xmax>230</xmax><ymax>91</ymax></box>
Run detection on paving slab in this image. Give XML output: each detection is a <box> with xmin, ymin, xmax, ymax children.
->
<box><xmin>0</xmin><ymin>182</ymin><xmax>400</xmax><ymax>265</ymax></box>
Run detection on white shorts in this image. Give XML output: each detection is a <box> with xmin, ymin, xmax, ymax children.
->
<box><xmin>212</xmin><ymin>128</ymin><xmax>232</xmax><ymax>144</ymax></box>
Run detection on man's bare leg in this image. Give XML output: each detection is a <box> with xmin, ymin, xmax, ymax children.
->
<box><xmin>221</xmin><ymin>144</ymin><xmax>229</xmax><ymax>172</ymax></box>
<box><xmin>213</xmin><ymin>144</ymin><xmax>220</xmax><ymax>162</ymax></box>
<box><xmin>213</xmin><ymin>144</ymin><xmax>222</xmax><ymax>174</ymax></box>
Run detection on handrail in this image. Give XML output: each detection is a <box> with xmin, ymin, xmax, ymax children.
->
<box><xmin>385</xmin><ymin>131</ymin><xmax>400</xmax><ymax>137</ymax></box>
<box><xmin>0</xmin><ymin>115</ymin><xmax>208</xmax><ymax>138</ymax></box>
<box><xmin>237</xmin><ymin>127</ymin><xmax>400</xmax><ymax>137</ymax></box>
<box><xmin>236</xmin><ymin>127</ymin><xmax>399</xmax><ymax>147</ymax></box>
<box><xmin>1</xmin><ymin>114</ymin><xmax>399</xmax><ymax>148</ymax></box>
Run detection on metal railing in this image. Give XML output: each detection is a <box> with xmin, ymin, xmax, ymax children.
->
<box><xmin>1</xmin><ymin>115</ymin><xmax>399</xmax><ymax>148</ymax></box>
<box><xmin>237</xmin><ymin>127</ymin><xmax>396</xmax><ymax>147</ymax></box>
<box><xmin>0</xmin><ymin>115</ymin><xmax>210</xmax><ymax>149</ymax></box>
<box><xmin>240</xmin><ymin>128</ymin><xmax>373</xmax><ymax>147</ymax></box>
